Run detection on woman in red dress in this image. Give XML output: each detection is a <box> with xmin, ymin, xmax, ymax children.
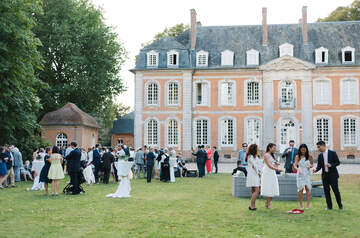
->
<box><xmin>205</xmin><ymin>146</ymin><xmax>212</xmax><ymax>174</ymax></box>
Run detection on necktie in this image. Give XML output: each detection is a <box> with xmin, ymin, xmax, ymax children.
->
<box><xmin>323</xmin><ymin>152</ymin><xmax>328</xmax><ymax>172</ymax></box>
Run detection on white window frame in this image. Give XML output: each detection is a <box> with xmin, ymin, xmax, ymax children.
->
<box><xmin>244</xmin><ymin>116</ymin><xmax>262</xmax><ymax>148</ymax></box>
<box><xmin>193</xmin><ymin>117</ymin><xmax>210</xmax><ymax>147</ymax></box>
<box><xmin>166</xmin><ymin>80</ymin><xmax>180</xmax><ymax>106</ymax></box>
<box><xmin>146</xmin><ymin>50</ymin><xmax>159</xmax><ymax>68</ymax></box>
<box><xmin>196</xmin><ymin>50</ymin><xmax>209</xmax><ymax>67</ymax></box>
<box><xmin>246</xmin><ymin>49</ymin><xmax>259</xmax><ymax>66</ymax></box>
<box><xmin>218</xmin><ymin>79</ymin><xmax>236</xmax><ymax>106</ymax></box>
<box><xmin>244</xmin><ymin>78</ymin><xmax>262</xmax><ymax>106</ymax></box>
<box><xmin>340</xmin><ymin>78</ymin><xmax>359</xmax><ymax>105</ymax></box>
<box><xmin>341</xmin><ymin>115</ymin><xmax>359</xmax><ymax>149</ymax></box>
<box><xmin>278</xmin><ymin>80</ymin><xmax>296</xmax><ymax>108</ymax></box>
<box><xmin>313</xmin><ymin>116</ymin><xmax>333</xmax><ymax>148</ymax></box>
<box><xmin>315</xmin><ymin>47</ymin><xmax>329</xmax><ymax>64</ymax></box>
<box><xmin>56</xmin><ymin>133</ymin><xmax>68</xmax><ymax>147</ymax></box>
<box><xmin>165</xmin><ymin>117</ymin><xmax>180</xmax><ymax>148</ymax></box>
<box><xmin>144</xmin><ymin>80</ymin><xmax>160</xmax><ymax>106</ymax></box>
<box><xmin>193</xmin><ymin>79</ymin><xmax>210</xmax><ymax>106</ymax></box>
<box><xmin>221</xmin><ymin>50</ymin><xmax>234</xmax><ymax>66</ymax></box>
<box><xmin>167</xmin><ymin>50</ymin><xmax>179</xmax><ymax>67</ymax></box>
<box><xmin>313</xmin><ymin>78</ymin><xmax>332</xmax><ymax>105</ymax></box>
<box><xmin>342</xmin><ymin>46</ymin><xmax>355</xmax><ymax>64</ymax></box>
<box><xmin>279</xmin><ymin>43</ymin><xmax>294</xmax><ymax>57</ymax></box>
<box><xmin>218</xmin><ymin>116</ymin><xmax>236</xmax><ymax>149</ymax></box>
<box><xmin>144</xmin><ymin>118</ymin><xmax>160</xmax><ymax>147</ymax></box>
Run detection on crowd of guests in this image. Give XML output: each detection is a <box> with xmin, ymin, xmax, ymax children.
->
<box><xmin>0</xmin><ymin>145</ymin><xmax>33</xmax><ymax>189</ymax></box>
<box><xmin>235</xmin><ymin>140</ymin><xmax>343</xmax><ymax>211</ymax></box>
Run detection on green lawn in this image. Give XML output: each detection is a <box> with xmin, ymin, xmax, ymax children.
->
<box><xmin>0</xmin><ymin>174</ymin><xmax>359</xmax><ymax>238</ymax></box>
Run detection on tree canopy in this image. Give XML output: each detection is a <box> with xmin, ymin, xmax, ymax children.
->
<box><xmin>34</xmin><ymin>0</ymin><xmax>128</xmax><ymax>119</ymax></box>
<box><xmin>318</xmin><ymin>0</ymin><xmax>360</xmax><ymax>22</ymax></box>
<box><xmin>0</xmin><ymin>0</ymin><xmax>47</xmax><ymax>157</ymax></box>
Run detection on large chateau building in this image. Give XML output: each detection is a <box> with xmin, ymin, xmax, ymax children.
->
<box><xmin>131</xmin><ymin>7</ymin><xmax>360</xmax><ymax>159</ymax></box>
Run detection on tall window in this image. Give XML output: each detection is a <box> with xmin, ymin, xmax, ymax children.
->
<box><xmin>220</xmin><ymin>82</ymin><xmax>234</xmax><ymax>106</ymax></box>
<box><xmin>196</xmin><ymin>50</ymin><xmax>208</xmax><ymax>67</ymax></box>
<box><xmin>147</xmin><ymin>83</ymin><xmax>159</xmax><ymax>105</ymax></box>
<box><xmin>147</xmin><ymin>50</ymin><xmax>158</xmax><ymax>67</ymax></box>
<box><xmin>168</xmin><ymin>120</ymin><xmax>178</xmax><ymax>146</ymax></box>
<box><xmin>315</xmin><ymin>47</ymin><xmax>328</xmax><ymax>64</ymax></box>
<box><xmin>247</xmin><ymin>119</ymin><xmax>261</xmax><ymax>145</ymax></box>
<box><xmin>221</xmin><ymin>119</ymin><xmax>234</xmax><ymax>145</ymax></box>
<box><xmin>342</xmin><ymin>46</ymin><xmax>355</xmax><ymax>64</ymax></box>
<box><xmin>343</xmin><ymin>118</ymin><xmax>356</xmax><ymax>146</ymax></box>
<box><xmin>314</xmin><ymin>80</ymin><xmax>331</xmax><ymax>105</ymax></box>
<box><xmin>167</xmin><ymin>50</ymin><xmax>179</xmax><ymax>67</ymax></box>
<box><xmin>247</xmin><ymin>81</ymin><xmax>260</xmax><ymax>105</ymax></box>
<box><xmin>168</xmin><ymin>82</ymin><xmax>179</xmax><ymax>105</ymax></box>
<box><xmin>221</xmin><ymin>50</ymin><xmax>234</xmax><ymax>66</ymax></box>
<box><xmin>195</xmin><ymin>82</ymin><xmax>209</xmax><ymax>105</ymax></box>
<box><xmin>146</xmin><ymin>119</ymin><xmax>158</xmax><ymax>146</ymax></box>
<box><xmin>56</xmin><ymin>133</ymin><xmax>68</xmax><ymax>147</ymax></box>
<box><xmin>341</xmin><ymin>79</ymin><xmax>358</xmax><ymax>104</ymax></box>
<box><xmin>246</xmin><ymin>49</ymin><xmax>259</xmax><ymax>66</ymax></box>
<box><xmin>280</xmin><ymin>81</ymin><xmax>295</xmax><ymax>108</ymax></box>
<box><xmin>315</xmin><ymin>118</ymin><xmax>330</xmax><ymax>145</ymax></box>
<box><xmin>195</xmin><ymin>119</ymin><xmax>208</xmax><ymax>146</ymax></box>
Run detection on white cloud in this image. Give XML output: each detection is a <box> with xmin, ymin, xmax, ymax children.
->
<box><xmin>91</xmin><ymin>0</ymin><xmax>353</xmax><ymax>109</ymax></box>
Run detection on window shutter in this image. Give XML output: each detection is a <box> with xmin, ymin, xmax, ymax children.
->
<box><xmin>221</xmin><ymin>83</ymin><xmax>227</xmax><ymax>105</ymax></box>
<box><xmin>202</xmin><ymin>83</ymin><xmax>209</xmax><ymax>105</ymax></box>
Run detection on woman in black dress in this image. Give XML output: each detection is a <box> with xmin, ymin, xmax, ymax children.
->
<box><xmin>39</xmin><ymin>147</ymin><xmax>52</xmax><ymax>195</ymax></box>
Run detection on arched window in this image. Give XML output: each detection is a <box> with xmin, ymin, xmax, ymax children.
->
<box><xmin>146</xmin><ymin>119</ymin><xmax>158</xmax><ymax>146</ymax></box>
<box><xmin>56</xmin><ymin>133</ymin><xmax>68</xmax><ymax>147</ymax></box>
<box><xmin>280</xmin><ymin>81</ymin><xmax>296</xmax><ymax>108</ymax></box>
<box><xmin>196</xmin><ymin>50</ymin><xmax>208</xmax><ymax>67</ymax></box>
<box><xmin>146</xmin><ymin>82</ymin><xmax>159</xmax><ymax>105</ymax></box>
<box><xmin>341</xmin><ymin>78</ymin><xmax>359</xmax><ymax>105</ymax></box>
<box><xmin>221</xmin><ymin>118</ymin><xmax>234</xmax><ymax>146</ymax></box>
<box><xmin>167</xmin><ymin>119</ymin><xmax>178</xmax><ymax>146</ymax></box>
<box><xmin>246</xmin><ymin>118</ymin><xmax>261</xmax><ymax>146</ymax></box>
<box><xmin>147</xmin><ymin>50</ymin><xmax>159</xmax><ymax>67</ymax></box>
<box><xmin>194</xmin><ymin>118</ymin><xmax>209</xmax><ymax>146</ymax></box>
<box><xmin>343</xmin><ymin>117</ymin><xmax>357</xmax><ymax>146</ymax></box>
<box><xmin>168</xmin><ymin>82</ymin><xmax>179</xmax><ymax>105</ymax></box>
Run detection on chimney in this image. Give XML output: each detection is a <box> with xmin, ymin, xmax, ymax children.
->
<box><xmin>190</xmin><ymin>9</ymin><xmax>197</xmax><ymax>50</ymax></box>
<box><xmin>302</xmin><ymin>6</ymin><xmax>308</xmax><ymax>43</ymax></box>
<box><xmin>262</xmin><ymin>7</ymin><xmax>268</xmax><ymax>45</ymax></box>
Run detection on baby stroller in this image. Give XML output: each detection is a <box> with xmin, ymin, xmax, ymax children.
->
<box><xmin>63</xmin><ymin>160</ymin><xmax>87</xmax><ymax>194</ymax></box>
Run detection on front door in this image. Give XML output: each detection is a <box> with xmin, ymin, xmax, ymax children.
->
<box><xmin>280</xmin><ymin>119</ymin><xmax>296</xmax><ymax>152</ymax></box>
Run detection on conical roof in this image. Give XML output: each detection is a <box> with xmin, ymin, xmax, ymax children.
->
<box><xmin>40</xmin><ymin>103</ymin><xmax>100</xmax><ymax>128</ymax></box>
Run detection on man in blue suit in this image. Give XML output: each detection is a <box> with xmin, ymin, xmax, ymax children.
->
<box><xmin>65</xmin><ymin>142</ymin><xmax>82</xmax><ymax>195</ymax></box>
<box><xmin>92</xmin><ymin>144</ymin><xmax>102</xmax><ymax>183</ymax></box>
<box><xmin>192</xmin><ymin>146</ymin><xmax>206</xmax><ymax>178</ymax></box>
<box><xmin>146</xmin><ymin>147</ymin><xmax>155</xmax><ymax>183</ymax></box>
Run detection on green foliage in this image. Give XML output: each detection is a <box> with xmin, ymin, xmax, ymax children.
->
<box><xmin>318</xmin><ymin>0</ymin><xmax>360</xmax><ymax>22</ymax></box>
<box><xmin>95</xmin><ymin>101</ymin><xmax>131</xmax><ymax>146</ymax></box>
<box><xmin>0</xmin><ymin>0</ymin><xmax>47</xmax><ymax>160</ymax></box>
<box><xmin>33</xmin><ymin>0</ymin><xmax>128</xmax><ymax>119</ymax></box>
<box><xmin>1</xmin><ymin>174</ymin><xmax>360</xmax><ymax>237</ymax></box>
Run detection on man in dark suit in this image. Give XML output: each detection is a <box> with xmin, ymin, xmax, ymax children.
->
<box><xmin>65</xmin><ymin>142</ymin><xmax>82</xmax><ymax>195</ymax></box>
<box><xmin>281</xmin><ymin>140</ymin><xmax>298</xmax><ymax>173</ymax></box>
<box><xmin>313</xmin><ymin>141</ymin><xmax>343</xmax><ymax>210</ymax></box>
<box><xmin>192</xmin><ymin>146</ymin><xmax>206</xmax><ymax>178</ymax></box>
<box><xmin>146</xmin><ymin>147</ymin><xmax>155</xmax><ymax>183</ymax></box>
<box><xmin>102</xmin><ymin>148</ymin><xmax>115</xmax><ymax>184</ymax></box>
<box><xmin>213</xmin><ymin>146</ymin><xmax>219</xmax><ymax>174</ymax></box>
<box><xmin>92</xmin><ymin>144</ymin><xmax>102</xmax><ymax>183</ymax></box>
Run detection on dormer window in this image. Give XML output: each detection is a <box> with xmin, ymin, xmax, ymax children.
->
<box><xmin>279</xmin><ymin>43</ymin><xmax>294</xmax><ymax>57</ymax></box>
<box><xmin>221</xmin><ymin>50</ymin><xmax>234</xmax><ymax>66</ymax></box>
<box><xmin>315</xmin><ymin>47</ymin><xmax>328</xmax><ymax>64</ymax></box>
<box><xmin>342</xmin><ymin>46</ymin><xmax>355</xmax><ymax>64</ymax></box>
<box><xmin>196</xmin><ymin>50</ymin><xmax>208</xmax><ymax>67</ymax></box>
<box><xmin>167</xmin><ymin>50</ymin><xmax>179</xmax><ymax>67</ymax></box>
<box><xmin>246</xmin><ymin>49</ymin><xmax>259</xmax><ymax>66</ymax></box>
<box><xmin>147</xmin><ymin>50</ymin><xmax>159</xmax><ymax>67</ymax></box>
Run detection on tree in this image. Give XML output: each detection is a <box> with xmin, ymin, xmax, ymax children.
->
<box><xmin>0</xmin><ymin>0</ymin><xmax>48</xmax><ymax>159</ymax></box>
<box><xmin>318</xmin><ymin>0</ymin><xmax>360</xmax><ymax>22</ymax></box>
<box><xmin>96</xmin><ymin>101</ymin><xmax>131</xmax><ymax>145</ymax></box>
<box><xmin>33</xmin><ymin>0</ymin><xmax>128</xmax><ymax>119</ymax></box>
<box><xmin>141</xmin><ymin>23</ymin><xmax>189</xmax><ymax>48</ymax></box>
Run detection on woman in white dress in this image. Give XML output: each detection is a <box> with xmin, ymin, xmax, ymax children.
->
<box><xmin>261</xmin><ymin>143</ymin><xmax>283</xmax><ymax>209</ymax></box>
<box><xmin>169</xmin><ymin>148</ymin><xmax>176</xmax><ymax>183</ymax></box>
<box><xmin>246</xmin><ymin>144</ymin><xmax>262</xmax><ymax>210</ymax></box>
<box><xmin>293</xmin><ymin>144</ymin><xmax>313</xmax><ymax>209</ymax></box>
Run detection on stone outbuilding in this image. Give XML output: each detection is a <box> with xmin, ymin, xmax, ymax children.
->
<box><xmin>40</xmin><ymin>103</ymin><xmax>100</xmax><ymax>149</ymax></box>
<box><xmin>110</xmin><ymin>112</ymin><xmax>134</xmax><ymax>147</ymax></box>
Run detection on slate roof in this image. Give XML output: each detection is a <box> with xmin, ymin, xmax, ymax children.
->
<box><xmin>110</xmin><ymin>112</ymin><xmax>134</xmax><ymax>134</ymax></box>
<box><xmin>40</xmin><ymin>103</ymin><xmax>100</xmax><ymax>128</ymax></box>
<box><xmin>134</xmin><ymin>21</ymin><xmax>360</xmax><ymax>70</ymax></box>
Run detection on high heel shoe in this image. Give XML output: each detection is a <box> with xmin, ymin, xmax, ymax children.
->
<box><xmin>248</xmin><ymin>206</ymin><xmax>257</xmax><ymax>211</ymax></box>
